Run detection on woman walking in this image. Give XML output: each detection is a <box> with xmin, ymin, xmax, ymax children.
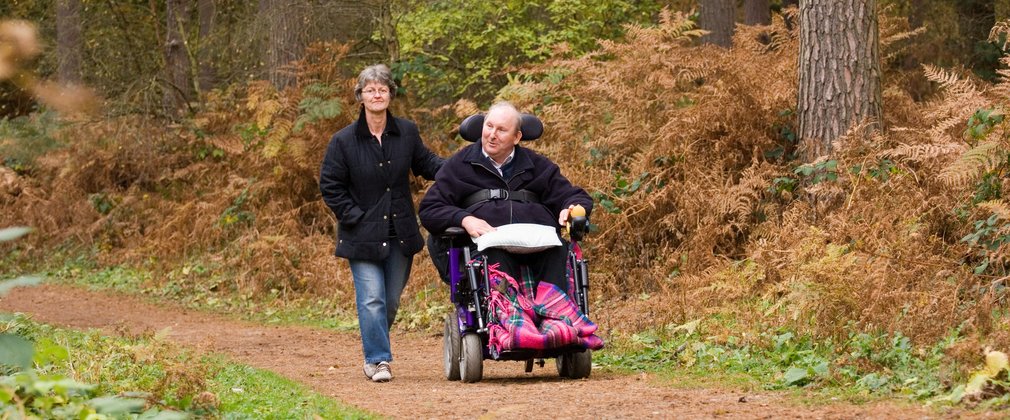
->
<box><xmin>319</xmin><ymin>64</ymin><xmax>443</xmax><ymax>382</ymax></box>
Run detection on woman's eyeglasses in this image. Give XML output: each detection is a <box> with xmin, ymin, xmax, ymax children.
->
<box><xmin>362</xmin><ymin>88</ymin><xmax>390</xmax><ymax>96</ymax></box>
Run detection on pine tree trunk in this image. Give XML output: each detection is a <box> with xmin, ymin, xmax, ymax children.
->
<box><xmin>797</xmin><ymin>0</ymin><xmax>881</xmax><ymax>161</ymax></box>
<box><xmin>163</xmin><ymin>0</ymin><xmax>193</xmax><ymax>117</ymax></box>
<box><xmin>699</xmin><ymin>0</ymin><xmax>735</xmax><ymax>47</ymax></box>
<box><xmin>744</xmin><ymin>0</ymin><xmax>771</xmax><ymax>25</ymax></box>
<box><xmin>197</xmin><ymin>0</ymin><xmax>215</xmax><ymax>92</ymax></box>
<box><xmin>56</xmin><ymin>0</ymin><xmax>82</xmax><ymax>85</ymax></box>
<box><xmin>260</xmin><ymin>0</ymin><xmax>306</xmax><ymax>90</ymax></box>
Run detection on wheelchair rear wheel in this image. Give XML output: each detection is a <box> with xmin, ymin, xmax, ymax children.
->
<box><xmin>460</xmin><ymin>332</ymin><xmax>484</xmax><ymax>383</ymax></box>
<box><xmin>443</xmin><ymin>314</ymin><xmax>461</xmax><ymax>381</ymax></box>
<box><xmin>556</xmin><ymin>349</ymin><xmax>592</xmax><ymax>379</ymax></box>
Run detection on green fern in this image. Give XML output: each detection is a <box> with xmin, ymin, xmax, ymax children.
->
<box><xmin>293</xmin><ymin>83</ymin><xmax>343</xmax><ymax>133</ymax></box>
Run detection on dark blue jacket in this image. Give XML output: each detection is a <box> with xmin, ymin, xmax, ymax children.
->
<box><xmin>320</xmin><ymin>107</ymin><xmax>443</xmax><ymax>260</ymax></box>
<box><xmin>418</xmin><ymin>141</ymin><xmax>592</xmax><ymax>234</ymax></box>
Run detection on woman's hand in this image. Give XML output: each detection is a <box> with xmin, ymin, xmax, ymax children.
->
<box><xmin>461</xmin><ymin>215</ymin><xmax>495</xmax><ymax>238</ymax></box>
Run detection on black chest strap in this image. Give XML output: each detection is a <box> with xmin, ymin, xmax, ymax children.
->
<box><xmin>461</xmin><ymin>188</ymin><xmax>540</xmax><ymax>209</ymax></box>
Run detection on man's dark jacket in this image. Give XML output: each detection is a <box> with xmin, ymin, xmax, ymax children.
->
<box><xmin>418</xmin><ymin>141</ymin><xmax>592</xmax><ymax>234</ymax></box>
<box><xmin>320</xmin><ymin>108</ymin><xmax>443</xmax><ymax>260</ymax></box>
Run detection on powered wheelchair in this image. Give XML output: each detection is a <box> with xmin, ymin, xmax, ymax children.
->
<box><xmin>432</xmin><ymin>113</ymin><xmax>595</xmax><ymax>383</ymax></box>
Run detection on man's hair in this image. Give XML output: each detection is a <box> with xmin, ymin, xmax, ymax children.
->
<box><xmin>488</xmin><ymin>101</ymin><xmax>522</xmax><ymax>134</ymax></box>
<box><xmin>354</xmin><ymin>64</ymin><xmax>398</xmax><ymax>103</ymax></box>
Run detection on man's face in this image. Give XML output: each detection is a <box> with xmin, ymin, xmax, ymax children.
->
<box><xmin>481</xmin><ymin>108</ymin><xmax>522</xmax><ymax>163</ymax></box>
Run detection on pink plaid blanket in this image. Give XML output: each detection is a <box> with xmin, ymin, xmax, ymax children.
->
<box><xmin>485</xmin><ymin>264</ymin><xmax>604</xmax><ymax>353</ymax></box>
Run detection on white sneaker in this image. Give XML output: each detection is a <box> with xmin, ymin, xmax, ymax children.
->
<box><xmin>364</xmin><ymin>361</ymin><xmax>392</xmax><ymax>382</ymax></box>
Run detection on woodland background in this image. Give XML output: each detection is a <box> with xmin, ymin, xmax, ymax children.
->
<box><xmin>4</xmin><ymin>0</ymin><xmax>1010</xmax><ymax>397</ymax></box>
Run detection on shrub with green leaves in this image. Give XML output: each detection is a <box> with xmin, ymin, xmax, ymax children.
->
<box><xmin>1</xmin><ymin>228</ymin><xmax>157</xmax><ymax>417</ymax></box>
<box><xmin>394</xmin><ymin>0</ymin><xmax>668</xmax><ymax>104</ymax></box>
<box><xmin>1</xmin><ymin>227</ymin><xmax>186</xmax><ymax>418</ymax></box>
<box><xmin>0</xmin><ymin>226</ymin><xmax>41</xmax><ymax>371</ymax></box>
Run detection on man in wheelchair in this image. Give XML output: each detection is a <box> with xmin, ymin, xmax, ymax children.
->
<box><xmin>420</xmin><ymin>102</ymin><xmax>601</xmax><ymax>382</ymax></box>
<box><xmin>418</xmin><ymin>101</ymin><xmax>593</xmax><ymax>296</ymax></box>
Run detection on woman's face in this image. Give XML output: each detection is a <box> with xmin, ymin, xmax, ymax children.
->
<box><xmin>361</xmin><ymin>81</ymin><xmax>391</xmax><ymax>114</ymax></box>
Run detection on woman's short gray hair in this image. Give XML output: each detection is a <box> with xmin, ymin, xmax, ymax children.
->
<box><xmin>354</xmin><ymin>64</ymin><xmax>397</xmax><ymax>103</ymax></box>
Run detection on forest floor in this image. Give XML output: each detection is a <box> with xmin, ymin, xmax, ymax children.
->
<box><xmin>0</xmin><ymin>283</ymin><xmax>988</xmax><ymax>419</ymax></box>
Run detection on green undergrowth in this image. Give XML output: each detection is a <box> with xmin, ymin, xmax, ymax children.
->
<box><xmin>395</xmin><ymin>282</ymin><xmax>453</xmax><ymax>332</ymax></box>
<box><xmin>44</xmin><ymin>256</ymin><xmax>361</xmax><ymax>332</ymax></box>
<box><xmin>1</xmin><ymin>315</ymin><xmax>374</xmax><ymax>418</ymax></box>
<box><xmin>595</xmin><ymin>318</ymin><xmax>971</xmax><ymax>407</ymax></box>
<box><xmin>213</xmin><ymin>364</ymin><xmax>376</xmax><ymax>419</ymax></box>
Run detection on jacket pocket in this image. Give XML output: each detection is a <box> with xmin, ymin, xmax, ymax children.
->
<box><xmin>339</xmin><ymin>205</ymin><xmax>366</xmax><ymax>227</ymax></box>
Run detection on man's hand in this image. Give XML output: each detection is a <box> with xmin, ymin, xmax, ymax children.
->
<box><xmin>558</xmin><ymin>205</ymin><xmax>575</xmax><ymax>226</ymax></box>
<box><xmin>558</xmin><ymin>204</ymin><xmax>587</xmax><ymax>226</ymax></box>
<box><xmin>462</xmin><ymin>215</ymin><xmax>495</xmax><ymax>238</ymax></box>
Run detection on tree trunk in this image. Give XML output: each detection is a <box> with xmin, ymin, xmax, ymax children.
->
<box><xmin>56</xmin><ymin>0</ymin><xmax>82</xmax><ymax>85</ymax></box>
<box><xmin>197</xmin><ymin>0</ymin><xmax>215</xmax><ymax>92</ymax></box>
<box><xmin>744</xmin><ymin>0</ymin><xmax>771</xmax><ymax>25</ymax></box>
<box><xmin>260</xmin><ymin>0</ymin><xmax>307</xmax><ymax>90</ymax></box>
<box><xmin>699</xmin><ymin>0</ymin><xmax>735</xmax><ymax>47</ymax></box>
<box><xmin>378</xmin><ymin>0</ymin><xmax>400</xmax><ymax>63</ymax></box>
<box><xmin>163</xmin><ymin>0</ymin><xmax>193</xmax><ymax>117</ymax></box>
<box><xmin>797</xmin><ymin>0</ymin><xmax>881</xmax><ymax>161</ymax></box>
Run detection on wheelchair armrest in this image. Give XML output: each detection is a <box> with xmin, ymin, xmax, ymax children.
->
<box><xmin>440</xmin><ymin>227</ymin><xmax>469</xmax><ymax>239</ymax></box>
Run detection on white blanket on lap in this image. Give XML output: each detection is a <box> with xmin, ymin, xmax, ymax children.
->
<box><xmin>472</xmin><ymin>223</ymin><xmax>562</xmax><ymax>254</ymax></box>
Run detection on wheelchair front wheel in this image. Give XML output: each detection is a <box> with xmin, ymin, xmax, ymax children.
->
<box><xmin>443</xmin><ymin>314</ymin><xmax>461</xmax><ymax>381</ymax></box>
<box><xmin>557</xmin><ymin>349</ymin><xmax>592</xmax><ymax>379</ymax></box>
<box><xmin>460</xmin><ymin>332</ymin><xmax>484</xmax><ymax>383</ymax></box>
<box><xmin>555</xmin><ymin>354</ymin><xmax>571</xmax><ymax>377</ymax></box>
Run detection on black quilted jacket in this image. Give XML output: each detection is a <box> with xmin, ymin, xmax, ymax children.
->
<box><xmin>320</xmin><ymin>107</ymin><xmax>443</xmax><ymax>260</ymax></box>
<box><xmin>418</xmin><ymin>141</ymin><xmax>592</xmax><ymax>235</ymax></box>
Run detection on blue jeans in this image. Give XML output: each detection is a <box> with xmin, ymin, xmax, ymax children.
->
<box><xmin>349</xmin><ymin>242</ymin><xmax>412</xmax><ymax>364</ymax></box>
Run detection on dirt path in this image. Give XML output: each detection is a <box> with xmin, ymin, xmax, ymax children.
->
<box><xmin>0</xmin><ymin>284</ymin><xmax>976</xmax><ymax>419</ymax></box>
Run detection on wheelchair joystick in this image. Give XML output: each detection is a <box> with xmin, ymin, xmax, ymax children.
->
<box><xmin>568</xmin><ymin>204</ymin><xmax>589</xmax><ymax>242</ymax></box>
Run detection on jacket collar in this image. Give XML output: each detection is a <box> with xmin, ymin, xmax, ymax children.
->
<box><xmin>463</xmin><ymin>142</ymin><xmax>534</xmax><ymax>175</ymax></box>
<box><xmin>354</xmin><ymin>106</ymin><xmax>400</xmax><ymax>139</ymax></box>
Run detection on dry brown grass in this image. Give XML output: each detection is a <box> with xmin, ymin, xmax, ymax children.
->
<box><xmin>3</xmin><ymin>12</ymin><xmax>1010</xmax><ymax>355</ymax></box>
<box><xmin>498</xmin><ymin>10</ymin><xmax>1008</xmax><ymax>352</ymax></box>
<box><xmin>508</xmin><ymin>11</ymin><xmax>795</xmax><ymax>297</ymax></box>
<box><xmin>0</xmin><ymin>39</ymin><xmax>455</xmax><ymax>323</ymax></box>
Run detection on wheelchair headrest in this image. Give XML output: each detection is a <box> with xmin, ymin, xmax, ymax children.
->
<box><xmin>458</xmin><ymin>113</ymin><xmax>544</xmax><ymax>142</ymax></box>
